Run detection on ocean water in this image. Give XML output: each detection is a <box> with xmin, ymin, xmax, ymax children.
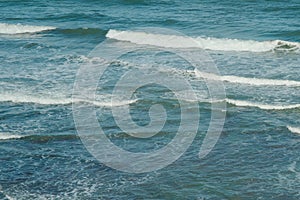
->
<box><xmin>1</xmin><ymin>0</ymin><xmax>300</xmax><ymax>199</ymax></box>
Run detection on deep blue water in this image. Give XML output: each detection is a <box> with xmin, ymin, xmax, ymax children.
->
<box><xmin>0</xmin><ymin>0</ymin><xmax>300</xmax><ymax>199</ymax></box>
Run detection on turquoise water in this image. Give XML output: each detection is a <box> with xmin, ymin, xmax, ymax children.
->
<box><xmin>1</xmin><ymin>0</ymin><xmax>300</xmax><ymax>199</ymax></box>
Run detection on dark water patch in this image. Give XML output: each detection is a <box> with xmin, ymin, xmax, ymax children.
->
<box><xmin>21</xmin><ymin>42</ymin><xmax>40</xmax><ymax>49</ymax></box>
<box><xmin>23</xmin><ymin>134</ymin><xmax>79</xmax><ymax>143</ymax></box>
<box><xmin>274</xmin><ymin>40</ymin><xmax>300</xmax><ymax>52</ymax></box>
<box><xmin>55</xmin><ymin>27</ymin><xmax>107</xmax><ymax>36</ymax></box>
<box><xmin>262</xmin><ymin>5</ymin><xmax>300</xmax><ymax>12</ymax></box>
<box><xmin>37</xmin><ymin>12</ymin><xmax>107</xmax><ymax>21</ymax></box>
<box><xmin>0</xmin><ymin>109</ymin><xmax>41</xmax><ymax>121</ymax></box>
<box><xmin>121</xmin><ymin>0</ymin><xmax>147</xmax><ymax>5</ymax></box>
<box><xmin>147</xmin><ymin>18</ymin><xmax>182</xmax><ymax>26</ymax></box>
<box><xmin>275</xmin><ymin>30</ymin><xmax>300</xmax><ymax>40</ymax></box>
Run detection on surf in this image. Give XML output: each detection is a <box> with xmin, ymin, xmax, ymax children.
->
<box><xmin>0</xmin><ymin>93</ymin><xmax>137</xmax><ymax>107</ymax></box>
<box><xmin>0</xmin><ymin>23</ymin><xmax>56</xmax><ymax>34</ymax></box>
<box><xmin>194</xmin><ymin>69</ymin><xmax>300</xmax><ymax>87</ymax></box>
<box><xmin>0</xmin><ymin>133</ymin><xmax>78</xmax><ymax>141</ymax></box>
<box><xmin>226</xmin><ymin>99</ymin><xmax>300</xmax><ymax>110</ymax></box>
<box><xmin>287</xmin><ymin>126</ymin><xmax>300</xmax><ymax>134</ymax></box>
<box><xmin>106</xmin><ymin>29</ymin><xmax>300</xmax><ymax>52</ymax></box>
<box><xmin>0</xmin><ymin>133</ymin><xmax>25</xmax><ymax>140</ymax></box>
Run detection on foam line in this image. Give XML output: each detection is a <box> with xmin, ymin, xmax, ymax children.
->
<box><xmin>0</xmin><ymin>23</ymin><xmax>56</xmax><ymax>34</ymax></box>
<box><xmin>0</xmin><ymin>133</ymin><xmax>25</xmax><ymax>140</ymax></box>
<box><xmin>226</xmin><ymin>99</ymin><xmax>300</xmax><ymax>110</ymax></box>
<box><xmin>287</xmin><ymin>126</ymin><xmax>300</xmax><ymax>134</ymax></box>
<box><xmin>106</xmin><ymin>29</ymin><xmax>300</xmax><ymax>52</ymax></box>
<box><xmin>194</xmin><ymin>69</ymin><xmax>300</xmax><ymax>87</ymax></box>
<box><xmin>0</xmin><ymin>94</ymin><xmax>137</xmax><ymax>107</ymax></box>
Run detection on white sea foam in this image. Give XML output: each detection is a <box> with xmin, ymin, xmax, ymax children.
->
<box><xmin>0</xmin><ymin>23</ymin><xmax>56</xmax><ymax>34</ymax></box>
<box><xmin>106</xmin><ymin>29</ymin><xmax>300</xmax><ymax>52</ymax></box>
<box><xmin>226</xmin><ymin>99</ymin><xmax>300</xmax><ymax>110</ymax></box>
<box><xmin>0</xmin><ymin>133</ymin><xmax>25</xmax><ymax>140</ymax></box>
<box><xmin>194</xmin><ymin>69</ymin><xmax>300</xmax><ymax>87</ymax></box>
<box><xmin>80</xmin><ymin>98</ymin><xmax>138</xmax><ymax>107</ymax></box>
<box><xmin>0</xmin><ymin>94</ymin><xmax>137</xmax><ymax>107</ymax></box>
<box><xmin>0</xmin><ymin>94</ymin><xmax>72</xmax><ymax>105</ymax></box>
<box><xmin>166</xmin><ymin>96</ymin><xmax>300</xmax><ymax>111</ymax></box>
<box><xmin>287</xmin><ymin>126</ymin><xmax>300</xmax><ymax>134</ymax></box>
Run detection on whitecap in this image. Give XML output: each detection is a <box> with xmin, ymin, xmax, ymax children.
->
<box><xmin>226</xmin><ymin>99</ymin><xmax>300</xmax><ymax>110</ymax></box>
<box><xmin>194</xmin><ymin>69</ymin><xmax>300</xmax><ymax>87</ymax></box>
<box><xmin>0</xmin><ymin>23</ymin><xmax>56</xmax><ymax>34</ymax></box>
<box><xmin>0</xmin><ymin>133</ymin><xmax>24</xmax><ymax>140</ymax></box>
<box><xmin>287</xmin><ymin>126</ymin><xmax>300</xmax><ymax>134</ymax></box>
<box><xmin>0</xmin><ymin>93</ymin><xmax>137</xmax><ymax>107</ymax></box>
<box><xmin>106</xmin><ymin>29</ymin><xmax>300</xmax><ymax>52</ymax></box>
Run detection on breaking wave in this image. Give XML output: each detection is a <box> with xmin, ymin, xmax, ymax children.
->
<box><xmin>0</xmin><ymin>93</ymin><xmax>137</xmax><ymax>107</ymax></box>
<box><xmin>0</xmin><ymin>133</ymin><xmax>25</xmax><ymax>140</ymax></box>
<box><xmin>0</xmin><ymin>23</ymin><xmax>56</xmax><ymax>34</ymax></box>
<box><xmin>106</xmin><ymin>29</ymin><xmax>300</xmax><ymax>52</ymax></box>
<box><xmin>287</xmin><ymin>126</ymin><xmax>300</xmax><ymax>134</ymax></box>
<box><xmin>194</xmin><ymin>69</ymin><xmax>300</xmax><ymax>87</ymax></box>
<box><xmin>226</xmin><ymin>99</ymin><xmax>300</xmax><ymax>110</ymax></box>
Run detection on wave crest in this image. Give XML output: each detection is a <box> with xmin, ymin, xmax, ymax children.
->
<box><xmin>226</xmin><ymin>99</ymin><xmax>300</xmax><ymax>110</ymax></box>
<box><xmin>194</xmin><ymin>69</ymin><xmax>300</xmax><ymax>87</ymax></box>
<box><xmin>0</xmin><ymin>94</ymin><xmax>137</xmax><ymax>107</ymax></box>
<box><xmin>106</xmin><ymin>29</ymin><xmax>300</xmax><ymax>52</ymax></box>
<box><xmin>0</xmin><ymin>23</ymin><xmax>56</xmax><ymax>34</ymax></box>
<box><xmin>287</xmin><ymin>126</ymin><xmax>300</xmax><ymax>134</ymax></box>
<box><xmin>0</xmin><ymin>133</ymin><xmax>25</xmax><ymax>140</ymax></box>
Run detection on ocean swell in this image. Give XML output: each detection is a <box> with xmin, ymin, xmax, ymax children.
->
<box><xmin>0</xmin><ymin>93</ymin><xmax>137</xmax><ymax>107</ymax></box>
<box><xmin>0</xmin><ymin>23</ymin><xmax>56</xmax><ymax>34</ymax></box>
<box><xmin>194</xmin><ymin>69</ymin><xmax>300</xmax><ymax>87</ymax></box>
<box><xmin>106</xmin><ymin>29</ymin><xmax>300</xmax><ymax>52</ymax></box>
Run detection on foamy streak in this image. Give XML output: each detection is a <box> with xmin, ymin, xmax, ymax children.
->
<box><xmin>81</xmin><ymin>99</ymin><xmax>138</xmax><ymax>107</ymax></box>
<box><xmin>287</xmin><ymin>126</ymin><xmax>300</xmax><ymax>134</ymax></box>
<box><xmin>167</xmin><ymin>96</ymin><xmax>300</xmax><ymax>111</ymax></box>
<box><xmin>226</xmin><ymin>99</ymin><xmax>300</xmax><ymax>110</ymax></box>
<box><xmin>0</xmin><ymin>133</ymin><xmax>25</xmax><ymax>140</ymax></box>
<box><xmin>0</xmin><ymin>94</ymin><xmax>137</xmax><ymax>107</ymax></box>
<box><xmin>194</xmin><ymin>69</ymin><xmax>300</xmax><ymax>87</ymax></box>
<box><xmin>0</xmin><ymin>23</ymin><xmax>56</xmax><ymax>34</ymax></box>
<box><xmin>1</xmin><ymin>93</ymin><xmax>299</xmax><ymax>110</ymax></box>
<box><xmin>106</xmin><ymin>29</ymin><xmax>300</xmax><ymax>52</ymax></box>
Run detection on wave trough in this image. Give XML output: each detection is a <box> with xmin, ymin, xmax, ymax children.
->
<box><xmin>106</xmin><ymin>29</ymin><xmax>300</xmax><ymax>52</ymax></box>
<box><xmin>0</xmin><ymin>23</ymin><xmax>56</xmax><ymax>34</ymax></box>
